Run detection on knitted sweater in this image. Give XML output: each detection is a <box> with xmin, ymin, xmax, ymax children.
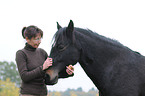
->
<box><xmin>16</xmin><ymin>43</ymin><xmax>48</xmax><ymax>95</ymax></box>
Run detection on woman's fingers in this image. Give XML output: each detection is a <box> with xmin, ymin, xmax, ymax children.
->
<box><xmin>43</xmin><ymin>57</ymin><xmax>53</xmax><ymax>70</ymax></box>
<box><xmin>66</xmin><ymin>65</ymin><xmax>74</xmax><ymax>75</ymax></box>
<box><xmin>66</xmin><ymin>68</ymin><xmax>73</xmax><ymax>75</ymax></box>
<box><xmin>46</xmin><ymin>57</ymin><xmax>53</xmax><ymax>63</ymax></box>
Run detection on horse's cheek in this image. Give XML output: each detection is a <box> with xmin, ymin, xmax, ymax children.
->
<box><xmin>67</xmin><ymin>48</ymin><xmax>80</xmax><ymax>62</ymax></box>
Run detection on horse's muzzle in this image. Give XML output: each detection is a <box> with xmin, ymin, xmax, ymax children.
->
<box><xmin>44</xmin><ymin>74</ymin><xmax>58</xmax><ymax>85</ymax></box>
<box><xmin>45</xmin><ymin>68</ymin><xmax>59</xmax><ymax>85</ymax></box>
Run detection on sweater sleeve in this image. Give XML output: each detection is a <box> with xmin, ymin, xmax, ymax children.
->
<box><xmin>15</xmin><ymin>50</ymin><xmax>45</xmax><ymax>83</ymax></box>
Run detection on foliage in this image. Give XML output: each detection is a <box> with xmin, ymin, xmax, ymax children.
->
<box><xmin>0</xmin><ymin>78</ymin><xmax>19</xmax><ymax>96</ymax></box>
<box><xmin>48</xmin><ymin>87</ymin><xmax>99</xmax><ymax>96</ymax></box>
<box><xmin>0</xmin><ymin>61</ymin><xmax>99</xmax><ymax>96</ymax></box>
<box><xmin>0</xmin><ymin>61</ymin><xmax>21</xmax><ymax>87</ymax></box>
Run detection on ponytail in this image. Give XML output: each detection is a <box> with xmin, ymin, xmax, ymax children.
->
<box><xmin>22</xmin><ymin>27</ymin><xmax>27</xmax><ymax>39</ymax></box>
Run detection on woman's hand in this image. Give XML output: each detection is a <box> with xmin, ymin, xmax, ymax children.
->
<box><xmin>43</xmin><ymin>57</ymin><xmax>52</xmax><ymax>70</ymax></box>
<box><xmin>66</xmin><ymin>65</ymin><xmax>74</xmax><ymax>75</ymax></box>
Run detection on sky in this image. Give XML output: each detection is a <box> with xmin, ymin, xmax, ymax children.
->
<box><xmin>0</xmin><ymin>0</ymin><xmax>145</xmax><ymax>92</ymax></box>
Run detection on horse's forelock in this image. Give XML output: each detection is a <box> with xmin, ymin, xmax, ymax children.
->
<box><xmin>53</xmin><ymin>27</ymin><xmax>76</xmax><ymax>45</ymax></box>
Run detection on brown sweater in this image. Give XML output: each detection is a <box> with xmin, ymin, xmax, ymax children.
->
<box><xmin>16</xmin><ymin>43</ymin><xmax>48</xmax><ymax>95</ymax></box>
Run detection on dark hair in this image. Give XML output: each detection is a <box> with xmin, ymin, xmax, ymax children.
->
<box><xmin>22</xmin><ymin>25</ymin><xmax>43</xmax><ymax>39</ymax></box>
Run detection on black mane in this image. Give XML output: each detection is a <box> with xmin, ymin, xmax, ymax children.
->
<box><xmin>52</xmin><ymin>27</ymin><xmax>67</xmax><ymax>46</ymax></box>
<box><xmin>53</xmin><ymin>27</ymin><xmax>124</xmax><ymax>49</ymax></box>
<box><xmin>77</xmin><ymin>28</ymin><xmax>124</xmax><ymax>48</ymax></box>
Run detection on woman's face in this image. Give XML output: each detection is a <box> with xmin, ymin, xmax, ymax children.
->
<box><xmin>26</xmin><ymin>33</ymin><xmax>42</xmax><ymax>48</ymax></box>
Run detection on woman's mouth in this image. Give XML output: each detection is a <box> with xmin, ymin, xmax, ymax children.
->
<box><xmin>34</xmin><ymin>44</ymin><xmax>39</xmax><ymax>48</ymax></box>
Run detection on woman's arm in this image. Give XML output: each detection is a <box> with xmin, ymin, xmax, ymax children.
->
<box><xmin>16</xmin><ymin>50</ymin><xmax>45</xmax><ymax>83</ymax></box>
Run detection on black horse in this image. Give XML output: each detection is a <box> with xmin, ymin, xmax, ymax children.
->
<box><xmin>46</xmin><ymin>20</ymin><xmax>145</xmax><ymax>96</ymax></box>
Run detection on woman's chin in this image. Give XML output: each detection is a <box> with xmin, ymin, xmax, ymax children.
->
<box><xmin>33</xmin><ymin>45</ymin><xmax>39</xmax><ymax>48</ymax></box>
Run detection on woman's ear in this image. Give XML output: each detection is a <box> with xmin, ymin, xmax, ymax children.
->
<box><xmin>25</xmin><ymin>37</ymin><xmax>30</xmax><ymax>43</ymax></box>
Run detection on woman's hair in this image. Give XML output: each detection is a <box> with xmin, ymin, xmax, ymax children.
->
<box><xmin>22</xmin><ymin>25</ymin><xmax>43</xmax><ymax>39</ymax></box>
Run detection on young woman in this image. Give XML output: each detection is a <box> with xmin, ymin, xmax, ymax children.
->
<box><xmin>16</xmin><ymin>25</ymin><xmax>74</xmax><ymax>96</ymax></box>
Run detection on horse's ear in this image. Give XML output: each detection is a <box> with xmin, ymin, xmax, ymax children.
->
<box><xmin>67</xmin><ymin>20</ymin><xmax>74</xmax><ymax>32</ymax></box>
<box><xmin>57</xmin><ymin>22</ymin><xmax>62</xmax><ymax>30</ymax></box>
<box><xmin>66</xmin><ymin>20</ymin><xmax>75</xmax><ymax>43</ymax></box>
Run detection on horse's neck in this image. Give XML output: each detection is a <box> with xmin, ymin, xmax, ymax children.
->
<box><xmin>77</xmin><ymin>30</ymin><xmax>123</xmax><ymax>65</ymax></box>
<box><xmin>77</xmin><ymin>31</ymin><xmax>124</xmax><ymax>87</ymax></box>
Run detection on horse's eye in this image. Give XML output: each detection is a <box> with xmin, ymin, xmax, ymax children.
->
<box><xmin>58</xmin><ymin>45</ymin><xmax>64</xmax><ymax>50</ymax></box>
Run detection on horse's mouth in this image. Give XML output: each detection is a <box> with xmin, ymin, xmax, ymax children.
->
<box><xmin>45</xmin><ymin>74</ymin><xmax>58</xmax><ymax>85</ymax></box>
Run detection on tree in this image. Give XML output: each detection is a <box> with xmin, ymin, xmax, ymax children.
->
<box><xmin>0</xmin><ymin>61</ymin><xmax>21</xmax><ymax>87</ymax></box>
<box><xmin>89</xmin><ymin>87</ymin><xmax>95</xmax><ymax>91</ymax></box>
<box><xmin>48</xmin><ymin>87</ymin><xmax>99</xmax><ymax>96</ymax></box>
<box><xmin>70</xmin><ymin>91</ymin><xmax>77</xmax><ymax>96</ymax></box>
<box><xmin>76</xmin><ymin>87</ymin><xmax>83</xmax><ymax>92</ymax></box>
<box><xmin>88</xmin><ymin>88</ymin><xmax>98</xmax><ymax>96</ymax></box>
<box><xmin>0</xmin><ymin>78</ymin><xmax>19</xmax><ymax>96</ymax></box>
<box><xmin>53</xmin><ymin>92</ymin><xmax>61</xmax><ymax>96</ymax></box>
<box><xmin>48</xmin><ymin>91</ymin><xmax>62</xmax><ymax>96</ymax></box>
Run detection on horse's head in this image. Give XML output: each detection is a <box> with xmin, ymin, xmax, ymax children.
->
<box><xmin>46</xmin><ymin>20</ymin><xmax>81</xmax><ymax>84</ymax></box>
